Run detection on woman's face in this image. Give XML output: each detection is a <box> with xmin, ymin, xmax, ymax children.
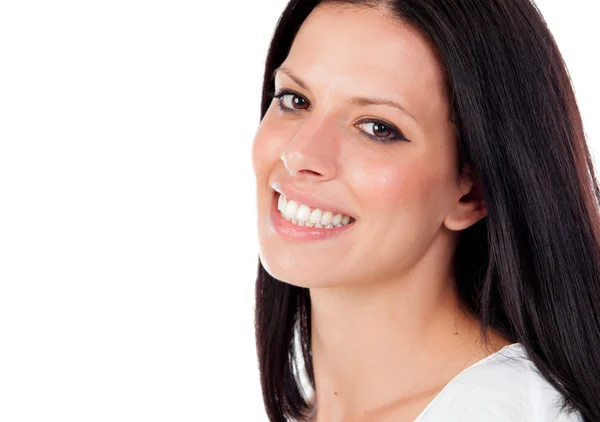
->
<box><xmin>253</xmin><ymin>4</ymin><xmax>473</xmax><ymax>288</ymax></box>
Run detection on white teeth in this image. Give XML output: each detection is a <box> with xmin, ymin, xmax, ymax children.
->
<box><xmin>309</xmin><ymin>209</ymin><xmax>322</xmax><ymax>224</ymax></box>
<box><xmin>277</xmin><ymin>193</ymin><xmax>355</xmax><ymax>229</ymax></box>
<box><xmin>297</xmin><ymin>204</ymin><xmax>311</xmax><ymax>222</ymax></box>
<box><xmin>284</xmin><ymin>200</ymin><xmax>298</xmax><ymax>218</ymax></box>
<box><xmin>321</xmin><ymin>211</ymin><xmax>333</xmax><ymax>226</ymax></box>
<box><xmin>332</xmin><ymin>213</ymin><xmax>342</xmax><ymax>226</ymax></box>
<box><xmin>278</xmin><ymin>194</ymin><xmax>286</xmax><ymax>212</ymax></box>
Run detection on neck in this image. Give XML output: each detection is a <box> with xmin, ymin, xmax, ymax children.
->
<box><xmin>306</xmin><ymin>236</ymin><xmax>506</xmax><ymax>421</ymax></box>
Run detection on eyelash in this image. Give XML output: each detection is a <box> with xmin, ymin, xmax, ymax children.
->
<box><xmin>272</xmin><ymin>89</ymin><xmax>408</xmax><ymax>143</ymax></box>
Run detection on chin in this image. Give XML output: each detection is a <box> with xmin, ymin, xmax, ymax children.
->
<box><xmin>258</xmin><ymin>246</ymin><xmax>343</xmax><ymax>289</ymax></box>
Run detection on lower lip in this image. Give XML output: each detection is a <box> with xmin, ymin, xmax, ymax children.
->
<box><xmin>269</xmin><ymin>192</ymin><xmax>356</xmax><ymax>242</ymax></box>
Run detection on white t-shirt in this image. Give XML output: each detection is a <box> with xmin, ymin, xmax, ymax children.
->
<box><xmin>414</xmin><ymin>342</ymin><xmax>584</xmax><ymax>421</ymax></box>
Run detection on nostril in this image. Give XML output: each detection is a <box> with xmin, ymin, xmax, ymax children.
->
<box><xmin>299</xmin><ymin>169</ymin><xmax>322</xmax><ymax>176</ymax></box>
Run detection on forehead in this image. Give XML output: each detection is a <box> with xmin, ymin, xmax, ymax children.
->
<box><xmin>281</xmin><ymin>4</ymin><xmax>446</xmax><ymax>108</ymax></box>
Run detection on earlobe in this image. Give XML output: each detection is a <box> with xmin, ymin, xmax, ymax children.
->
<box><xmin>443</xmin><ymin>201</ymin><xmax>488</xmax><ymax>231</ymax></box>
<box><xmin>443</xmin><ymin>172</ymin><xmax>488</xmax><ymax>231</ymax></box>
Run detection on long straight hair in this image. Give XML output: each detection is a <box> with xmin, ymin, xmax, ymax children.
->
<box><xmin>254</xmin><ymin>1</ymin><xmax>600</xmax><ymax>421</ymax></box>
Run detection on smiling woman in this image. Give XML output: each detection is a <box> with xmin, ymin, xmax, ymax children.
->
<box><xmin>252</xmin><ymin>1</ymin><xmax>600</xmax><ymax>422</ymax></box>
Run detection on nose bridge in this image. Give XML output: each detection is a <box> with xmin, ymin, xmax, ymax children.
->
<box><xmin>281</xmin><ymin>112</ymin><xmax>341</xmax><ymax>179</ymax></box>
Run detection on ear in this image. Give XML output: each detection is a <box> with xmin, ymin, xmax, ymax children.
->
<box><xmin>443</xmin><ymin>167</ymin><xmax>488</xmax><ymax>231</ymax></box>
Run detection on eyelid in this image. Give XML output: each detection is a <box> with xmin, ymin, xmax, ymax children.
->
<box><xmin>356</xmin><ymin>119</ymin><xmax>406</xmax><ymax>143</ymax></box>
<box><xmin>273</xmin><ymin>88</ymin><xmax>310</xmax><ymax>103</ymax></box>
<box><xmin>273</xmin><ymin>88</ymin><xmax>311</xmax><ymax>113</ymax></box>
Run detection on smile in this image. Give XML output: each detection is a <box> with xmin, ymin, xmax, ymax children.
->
<box><xmin>269</xmin><ymin>191</ymin><xmax>356</xmax><ymax>242</ymax></box>
<box><xmin>277</xmin><ymin>192</ymin><xmax>355</xmax><ymax>228</ymax></box>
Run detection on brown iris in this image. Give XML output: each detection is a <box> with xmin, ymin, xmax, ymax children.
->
<box><xmin>292</xmin><ymin>95</ymin><xmax>309</xmax><ymax>110</ymax></box>
<box><xmin>372</xmin><ymin>122</ymin><xmax>391</xmax><ymax>137</ymax></box>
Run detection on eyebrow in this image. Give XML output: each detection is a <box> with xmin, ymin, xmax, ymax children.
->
<box><xmin>273</xmin><ymin>66</ymin><xmax>417</xmax><ymax>122</ymax></box>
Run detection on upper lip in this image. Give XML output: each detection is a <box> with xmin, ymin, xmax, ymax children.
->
<box><xmin>270</xmin><ymin>182</ymin><xmax>355</xmax><ymax>218</ymax></box>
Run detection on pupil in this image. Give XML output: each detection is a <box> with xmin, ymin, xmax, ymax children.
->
<box><xmin>374</xmin><ymin>123</ymin><xmax>390</xmax><ymax>136</ymax></box>
<box><xmin>294</xmin><ymin>96</ymin><xmax>307</xmax><ymax>108</ymax></box>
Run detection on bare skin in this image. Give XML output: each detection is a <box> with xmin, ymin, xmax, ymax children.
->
<box><xmin>252</xmin><ymin>3</ymin><xmax>513</xmax><ymax>422</ymax></box>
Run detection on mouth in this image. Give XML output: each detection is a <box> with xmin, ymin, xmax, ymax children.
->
<box><xmin>272</xmin><ymin>190</ymin><xmax>356</xmax><ymax>229</ymax></box>
<box><xmin>271</xmin><ymin>191</ymin><xmax>356</xmax><ymax>234</ymax></box>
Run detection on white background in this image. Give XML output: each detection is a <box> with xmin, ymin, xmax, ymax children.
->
<box><xmin>0</xmin><ymin>1</ymin><xmax>597</xmax><ymax>421</ymax></box>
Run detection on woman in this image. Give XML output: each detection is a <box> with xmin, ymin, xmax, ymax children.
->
<box><xmin>252</xmin><ymin>1</ymin><xmax>600</xmax><ymax>421</ymax></box>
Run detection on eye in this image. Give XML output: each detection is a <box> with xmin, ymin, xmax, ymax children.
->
<box><xmin>273</xmin><ymin>89</ymin><xmax>310</xmax><ymax>112</ymax></box>
<box><xmin>356</xmin><ymin>119</ymin><xmax>407</xmax><ymax>143</ymax></box>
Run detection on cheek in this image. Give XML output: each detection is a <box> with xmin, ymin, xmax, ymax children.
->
<box><xmin>349</xmin><ymin>156</ymin><xmax>438</xmax><ymax>210</ymax></box>
<box><xmin>251</xmin><ymin>113</ymin><xmax>286</xmax><ymax>179</ymax></box>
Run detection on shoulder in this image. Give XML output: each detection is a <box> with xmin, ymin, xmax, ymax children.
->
<box><xmin>416</xmin><ymin>343</ymin><xmax>584</xmax><ymax>422</ymax></box>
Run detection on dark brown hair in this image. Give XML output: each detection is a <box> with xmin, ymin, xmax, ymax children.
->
<box><xmin>255</xmin><ymin>1</ymin><xmax>600</xmax><ymax>421</ymax></box>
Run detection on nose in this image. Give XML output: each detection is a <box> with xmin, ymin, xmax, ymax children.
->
<box><xmin>280</xmin><ymin>115</ymin><xmax>340</xmax><ymax>181</ymax></box>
